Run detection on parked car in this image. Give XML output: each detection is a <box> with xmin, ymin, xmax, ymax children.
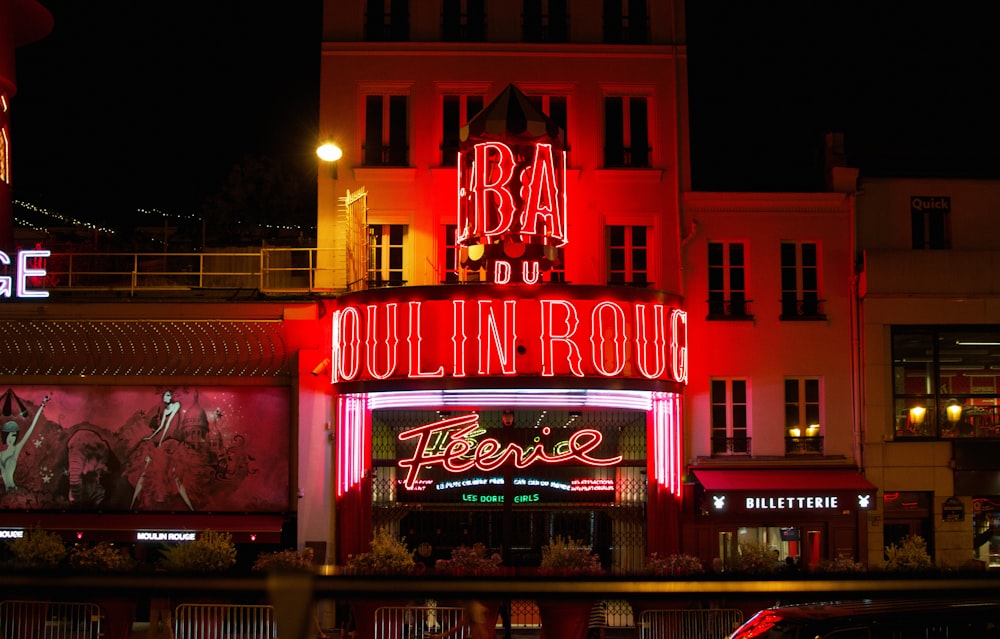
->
<box><xmin>728</xmin><ymin>598</ymin><xmax>1000</xmax><ymax>638</ymax></box>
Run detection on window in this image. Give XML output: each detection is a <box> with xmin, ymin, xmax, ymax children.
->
<box><xmin>365</xmin><ymin>0</ymin><xmax>409</xmax><ymax>41</ymax></box>
<box><xmin>892</xmin><ymin>327</ymin><xmax>1000</xmax><ymax>440</ymax></box>
<box><xmin>441</xmin><ymin>94</ymin><xmax>485</xmax><ymax>166</ymax></box>
<box><xmin>785</xmin><ymin>378</ymin><xmax>822</xmax><ymax>454</ymax></box>
<box><xmin>911</xmin><ymin>196</ymin><xmax>951</xmax><ymax>249</ymax></box>
<box><xmin>523</xmin><ymin>0</ymin><xmax>568</xmax><ymax>42</ymax></box>
<box><xmin>369</xmin><ymin>224</ymin><xmax>406</xmax><ymax>287</ymax></box>
<box><xmin>442</xmin><ymin>0</ymin><xmax>485</xmax><ymax>41</ymax></box>
<box><xmin>707</xmin><ymin>241</ymin><xmax>750</xmax><ymax>319</ymax></box>
<box><xmin>604</xmin><ymin>96</ymin><xmax>649</xmax><ymax>168</ymax></box>
<box><xmin>526</xmin><ymin>94</ymin><xmax>568</xmax><ymax>149</ymax></box>
<box><xmin>364</xmin><ymin>94</ymin><xmax>408</xmax><ymax>166</ymax></box>
<box><xmin>441</xmin><ymin>224</ymin><xmax>459</xmax><ymax>283</ymax></box>
<box><xmin>711</xmin><ymin>379</ymin><xmax>749</xmax><ymax>455</ymax></box>
<box><xmin>607</xmin><ymin>225</ymin><xmax>649</xmax><ymax>287</ymax></box>
<box><xmin>780</xmin><ymin>241</ymin><xmax>823</xmax><ymax>319</ymax></box>
<box><xmin>602</xmin><ymin>0</ymin><xmax>648</xmax><ymax>44</ymax></box>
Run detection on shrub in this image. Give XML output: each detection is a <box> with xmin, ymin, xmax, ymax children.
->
<box><xmin>7</xmin><ymin>526</ymin><xmax>67</xmax><ymax>568</ymax></box>
<box><xmin>816</xmin><ymin>556</ymin><xmax>866</xmax><ymax>573</ymax></box>
<box><xmin>539</xmin><ymin>535</ymin><xmax>603</xmax><ymax>575</ymax></box>
<box><xmin>734</xmin><ymin>540</ymin><xmax>781</xmax><ymax>575</ymax></box>
<box><xmin>253</xmin><ymin>547</ymin><xmax>316</xmax><ymax>572</ymax></box>
<box><xmin>644</xmin><ymin>552</ymin><xmax>704</xmax><ymax>576</ymax></box>
<box><xmin>883</xmin><ymin>534</ymin><xmax>933</xmax><ymax>572</ymax></box>
<box><xmin>345</xmin><ymin>528</ymin><xmax>415</xmax><ymax>575</ymax></box>
<box><xmin>435</xmin><ymin>543</ymin><xmax>502</xmax><ymax>575</ymax></box>
<box><xmin>159</xmin><ymin>529</ymin><xmax>237</xmax><ymax>572</ymax></box>
<box><xmin>69</xmin><ymin>542</ymin><xmax>137</xmax><ymax>572</ymax></box>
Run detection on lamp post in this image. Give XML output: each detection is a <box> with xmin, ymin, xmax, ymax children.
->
<box><xmin>316</xmin><ymin>142</ymin><xmax>342</xmax><ymax>179</ymax></box>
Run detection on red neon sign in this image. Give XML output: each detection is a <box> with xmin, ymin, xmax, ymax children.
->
<box><xmin>458</xmin><ymin>141</ymin><xmax>567</xmax><ymax>248</ymax></box>
<box><xmin>331</xmin><ymin>285</ymin><xmax>688</xmax><ymax>386</ymax></box>
<box><xmin>396</xmin><ymin>413</ymin><xmax>623</xmax><ymax>490</ymax></box>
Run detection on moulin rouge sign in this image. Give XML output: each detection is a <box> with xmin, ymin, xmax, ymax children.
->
<box><xmin>330</xmin><ymin>285</ymin><xmax>687</xmax><ymax>385</ymax></box>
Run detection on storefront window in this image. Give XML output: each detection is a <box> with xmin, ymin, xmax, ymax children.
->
<box><xmin>892</xmin><ymin>327</ymin><xmax>1000</xmax><ymax>440</ymax></box>
<box><xmin>370</xmin><ymin>408</ymin><xmax>647</xmax><ymax>570</ymax></box>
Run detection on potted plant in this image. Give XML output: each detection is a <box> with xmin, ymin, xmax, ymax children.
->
<box><xmin>434</xmin><ymin>543</ymin><xmax>504</xmax><ymax>635</ymax></box>
<box><xmin>882</xmin><ymin>534</ymin><xmax>933</xmax><ymax>572</ymax></box>
<box><xmin>69</xmin><ymin>542</ymin><xmax>138</xmax><ymax>639</ymax></box>
<box><xmin>158</xmin><ymin>529</ymin><xmax>237</xmax><ymax>573</ymax></box>
<box><xmin>6</xmin><ymin>525</ymin><xmax>67</xmax><ymax>569</ymax></box>
<box><xmin>3</xmin><ymin>527</ymin><xmax>67</xmax><ymax>635</ymax></box>
<box><xmin>536</xmin><ymin>536</ymin><xmax>603</xmax><ymax>639</ymax></box>
<box><xmin>643</xmin><ymin>552</ymin><xmax>704</xmax><ymax>577</ymax></box>
<box><xmin>434</xmin><ymin>542</ymin><xmax>502</xmax><ymax>576</ymax></box>
<box><xmin>345</xmin><ymin>528</ymin><xmax>416</xmax><ymax>639</ymax></box>
<box><xmin>254</xmin><ymin>548</ymin><xmax>325</xmax><ymax>639</ymax></box>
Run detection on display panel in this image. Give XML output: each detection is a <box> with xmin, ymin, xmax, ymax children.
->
<box><xmin>0</xmin><ymin>385</ymin><xmax>290</xmax><ymax>512</ymax></box>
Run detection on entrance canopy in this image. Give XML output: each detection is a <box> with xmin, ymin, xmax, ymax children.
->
<box><xmin>693</xmin><ymin>469</ymin><xmax>877</xmax><ymax>493</ymax></box>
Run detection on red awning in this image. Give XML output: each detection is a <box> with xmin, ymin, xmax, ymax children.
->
<box><xmin>0</xmin><ymin>513</ymin><xmax>286</xmax><ymax>544</ymax></box>
<box><xmin>692</xmin><ymin>469</ymin><xmax>877</xmax><ymax>493</ymax></box>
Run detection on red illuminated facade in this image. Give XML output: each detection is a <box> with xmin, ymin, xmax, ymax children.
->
<box><xmin>0</xmin><ymin>0</ymin><xmax>918</xmax><ymax>574</ymax></box>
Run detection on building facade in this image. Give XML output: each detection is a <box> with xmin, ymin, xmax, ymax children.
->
<box><xmin>680</xmin><ymin>186</ymin><xmax>874</xmax><ymax>569</ymax></box>
<box><xmin>316</xmin><ymin>0</ymin><xmax>691</xmax><ymax>570</ymax></box>
<box><xmin>857</xmin><ymin>177</ymin><xmax>1000</xmax><ymax>569</ymax></box>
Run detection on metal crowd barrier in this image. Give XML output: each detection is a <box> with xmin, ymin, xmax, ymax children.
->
<box><xmin>638</xmin><ymin>608</ymin><xmax>744</xmax><ymax>639</ymax></box>
<box><xmin>0</xmin><ymin>600</ymin><xmax>102</xmax><ymax>639</ymax></box>
<box><xmin>373</xmin><ymin>604</ymin><xmax>467</xmax><ymax>639</ymax></box>
<box><xmin>173</xmin><ymin>603</ymin><xmax>276</xmax><ymax>639</ymax></box>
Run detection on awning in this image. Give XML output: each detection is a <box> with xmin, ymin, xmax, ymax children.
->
<box><xmin>693</xmin><ymin>468</ymin><xmax>877</xmax><ymax>493</ymax></box>
<box><xmin>0</xmin><ymin>513</ymin><xmax>287</xmax><ymax>544</ymax></box>
<box><xmin>692</xmin><ymin>468</ymin><xmax>877</xmax><ymax>516</ymax></box>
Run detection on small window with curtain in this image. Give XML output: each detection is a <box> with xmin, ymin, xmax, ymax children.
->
<box><xmin>368</xmin><ymin>224</ymin><xmax>407</xmax><ymax>287</ymax></box>
<box><xmin>607</xmin><ymin>225</ymin><xmax>649</xmax><ymax>287</ymax></box>
<box><xmin>366</xmin><ymin>0</ymin><xmax>410</xmax><ymax>41</ymax></box>
<box><xmin>785</xmin><ymin>377</ymin><xmax>823</xmax><ymax>454</ymax></box>
<box><xmin>442</xmin><ymin>0</ymin><xmax>486</xmax><ymax>42</ymax></box>
<box><xmin>364</xmin><ymin>94</ymin><xmax>409</xmax><ymax>167</ymax></box>
<box><xmin>604</xmin><ymin>96</ymin><xmax>649</xmax><ymax>168</ymax></box>
<box><xmin>780</xmin><ymin>241</ymin><xmax>823</xmax><ymax>319</ymax></box>
<box><xmin>441</xmin><ymin>94</ymin><xmax>485</xmax><ymax>166</ymax></box>
<box><xmin>711</xmin><ymin>379</ymin><xmax>749</xmax><ymax>455</ymax></box>
<box><xmin>602</xmin><ymin>0</ymin><xmax>648</xmax><ymax>44</ymax></box>
<box><xmin>708</xmin><ymin>241</ymin><xmax>751</xmax><ymax>319</ymax></box>
<box><xmin>523</xmin><ymin>0</ymin><xmax>568</xmax><ymax>42</ymax></box>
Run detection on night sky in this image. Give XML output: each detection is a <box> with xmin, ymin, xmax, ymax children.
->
<box><xmin>9</xmin><ymin>2</ymin><xmax>998</xmax><ymax>228</ymax></box>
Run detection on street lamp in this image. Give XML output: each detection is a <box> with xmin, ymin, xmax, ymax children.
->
<box><xmin>316</xmin><ymin>142</ymin><xmax>342</xmax><ymax>179</ymax></box>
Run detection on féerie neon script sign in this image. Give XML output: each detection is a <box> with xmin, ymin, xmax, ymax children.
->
<box><xmin>0</xmin><ymin>248</ymin><xmax>50</xmax><ymax>298</ymax></box>
<box><xmin>397</xmin><ymin>413</ymin><xmax>622</xmax><ymax>490</ymax></box>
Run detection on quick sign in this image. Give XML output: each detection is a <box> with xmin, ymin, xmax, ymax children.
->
<box><xmin>330</xmin><ymin>285</ymin><xmax>687</xmax><ymax>386</ymax></box>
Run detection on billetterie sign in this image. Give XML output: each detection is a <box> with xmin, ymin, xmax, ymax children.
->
<box><xmin>330</xmin><ymin>285</ymin><xmax>687</xmax><ymax>385</ymax></box>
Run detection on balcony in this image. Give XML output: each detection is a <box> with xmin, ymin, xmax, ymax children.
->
<box><xmin>17</xmin><ymin>248</ymin><xmax>345</xmax><ymax>296</ymax></box>
<box><xmin>785</xmin><ymin>435</ymin><xmax>824</xmax><ymax>455</ymax></box>
<box><xmin>711</xmin><ymin>436</ymin><xmax>751</xmax><ymax>456</ymax></box>
<box><xmin>706</xmin><ymin>298</ymin><xmax>753</xmax><ymax>321</ymax></box>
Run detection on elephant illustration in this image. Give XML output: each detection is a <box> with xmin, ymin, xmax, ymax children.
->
<box><xmin>67</xmin><ymin>428</ymin><xmax>113</xmax><ymax>506</ymax></box>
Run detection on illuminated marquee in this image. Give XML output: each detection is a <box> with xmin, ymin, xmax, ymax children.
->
<box><xmin>331</xmin><ymin>285</ymin><xmax>688</xmax><ymax>385</ymax></box>
<box><xmin>0</xmin><ymin>248</ymin><xmax>49</xmax><ymax>298</ymax></box>
<box><xmin>396</xmin><ymin>413</ymin><xmax>623</xmax><ymax>490</ymax></box>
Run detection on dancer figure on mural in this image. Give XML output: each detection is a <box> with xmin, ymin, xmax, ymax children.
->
<box><xmin>0</xmin><ymin>395</ymin><xmax>49</xmax><ymax>492</ymax></box>
<box><xmin>128</xmin><ymin>390</ymin><xmax>195</xmax><ymax>510</ymax></box>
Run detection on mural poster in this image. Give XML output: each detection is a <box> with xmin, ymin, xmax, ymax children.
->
<box><xmin>0</xmin><ymin>386</ymin><xmax>290</xmax><ymax>512</ymax></box>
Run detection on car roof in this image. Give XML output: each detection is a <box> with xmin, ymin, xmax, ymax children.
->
<box><xmin>758</xmin><ymin>598</ymin><xmax>1000</xmax><ymax>621</ymax></box>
